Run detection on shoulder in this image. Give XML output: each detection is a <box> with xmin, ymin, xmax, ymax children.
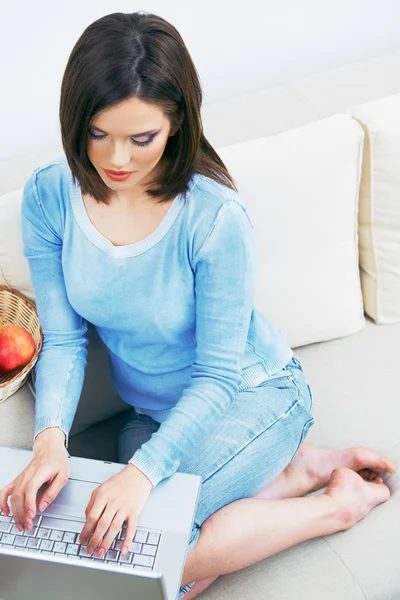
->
<box><xmin>22</xmin><ymin>156</ymin><xmax>72</xmax><ymax>237</ymax></box>
<box><xmin>184</xmin><ymin>173</ymin><xmax>253</xmax><ymax>259</ymax></box>
<box><xmin>27</xmin><ymin>155</ymin><xmax>71</xmax><ymax>194</ymax></box>
<box><xmin>188</xmin><ymin>172</ymin><xmax>247</xmax><ymax>215</ymax></box>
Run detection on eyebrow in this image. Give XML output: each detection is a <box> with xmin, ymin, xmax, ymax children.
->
<box><xmin>91</xmin><ymin>125</ymin><xmax>160</xmax><ymax>137</ymax></box>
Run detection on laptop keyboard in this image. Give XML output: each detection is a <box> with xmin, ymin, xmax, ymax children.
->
<box><xmin>0</xmin><ymin>509</ymin><xmax>160</xmax><ymax>571</ymax></box>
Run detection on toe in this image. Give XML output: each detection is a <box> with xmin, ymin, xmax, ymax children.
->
<box><xmin>353</xmin><ymin>448</ymin><xmax>397</xmax><ymax>474</ymax></box>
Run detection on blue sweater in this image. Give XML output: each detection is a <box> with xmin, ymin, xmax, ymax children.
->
<box><xmin>21</xmin><ymin>157</ymin><xmax>293</xmax><ymax>487</ymax></box>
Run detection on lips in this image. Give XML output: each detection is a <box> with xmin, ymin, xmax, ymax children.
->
<box><xmin>105</xmin><ymin>169</ymin><xmax>133</xmax><ymax>175</ymax></box>
<box><xmin>104</xmin><ymin>169</ymin><xmax>134</xmax><ymax>181</ymax></box>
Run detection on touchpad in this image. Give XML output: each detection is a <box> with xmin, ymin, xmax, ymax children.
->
<box><xmin>38</xmin><ymin>479</ymin><xmax>98</xmax><ymax>518</ymax></box>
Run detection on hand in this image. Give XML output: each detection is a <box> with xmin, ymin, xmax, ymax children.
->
<box><xmin>79</xmin><ymin>463</ymin><xmax>153</xmax><ymax>557</ymax></box>
<box><xmin>0</xmin><ymin>427</ymin><xmax>69</xmax><ymax>531</ymax></box>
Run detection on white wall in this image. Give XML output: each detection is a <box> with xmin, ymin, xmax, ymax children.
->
<box><xmin>1</xmin><ymin>0</ymin><xmax>400</xmax><ymax>161</ymax></box>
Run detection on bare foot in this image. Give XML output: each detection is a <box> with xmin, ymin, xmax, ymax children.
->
<box><xmin>324</xmin><ymin>467</ymin><xmax>391</xmax><ymax>529</ymax></box>
<box><xmin>256</xmin><ymin>443</ymin><xmax>397</xmax><ymax>500</ymax></box>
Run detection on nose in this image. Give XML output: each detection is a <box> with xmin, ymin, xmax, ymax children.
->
<box><xmin>109</xmin><ymin>142</ymin><xmax>132</xmax><ymax>169</ymax></box>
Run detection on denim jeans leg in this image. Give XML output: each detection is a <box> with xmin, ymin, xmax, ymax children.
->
<box><xmin>118</xmin><ymin>408</ymin><xmax>161</xmax><ymax>463</ymax></box>
<box><xmin>177</xmin><ymin>357</ymin><xmax>315</xmax><ymax>597</ymax></box>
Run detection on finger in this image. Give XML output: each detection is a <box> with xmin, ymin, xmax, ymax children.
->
<box><xmin>36</xmin><ymin>472</ymin><xmax>68</xmax><ymax>513</ymax></box>
<box><xmin>80</xmin><ymin>493</ymin><xmax>101</xmax><ymax>545</ymax></box>
<box><xmin>0</xmin><ymin>482</ymin><xmax>15</xmax><ymax>516</ymax></box>
<box><xmin>87</xmin><ymin>506</ymin><xmax>118</xmax><ymax>556</ymax></box>
<box><xmin>121</xmin><ymin>516</ymin><xmax>137</xmax><ymax>555</ymax></box>
<box><xmin>95</xmin><ymin>511</ymin><xmax>125</xmax><ymax>557</ymax></box>
<box><xmin>10</xmin><ymin>487</ymin><xmax>26</xmax><ymax>532</ymax></box>
<box><xmin>20</xmin><ymin>467</ymin><xmax>56</xmax><ymax>526</ymax></box>
<box><xmin>85</xmin><ymin>490</ymin><xmax>97</xmax><ymax>519</ymax></box>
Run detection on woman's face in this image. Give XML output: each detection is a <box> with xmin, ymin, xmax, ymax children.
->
<box><xmin>87</xmin><ymin>97</ymin><xmax>177</xmax><ymax>195</ymax></box>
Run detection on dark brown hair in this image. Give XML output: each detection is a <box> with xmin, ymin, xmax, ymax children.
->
<box><xmin>59</xmin><ymin>11</ymin><xmax>238</xmax><ymax>204</ymax></box>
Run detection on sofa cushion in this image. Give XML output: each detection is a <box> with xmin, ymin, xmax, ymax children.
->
<box><xmin>0</xmin><ymin>380</ymin><xmax>35</xmax><ymax>449</ymax></box>
<box><xmin>346</xmin><ymin>92</ymin><xmax>400</xmax><ymax>324</ymax></box>
<box><xmin>217</xmin><ymin>114</ymin><xmax>365</xmax><ymax>348</ymax></box>
<box><xmin>66</xmin><ymin>318</ymin><xmax>400</xmax><ymax>599</ymax></box>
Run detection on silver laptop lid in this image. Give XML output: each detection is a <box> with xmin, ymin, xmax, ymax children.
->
<box><xmin>0</xmin><ymin>446</ymin><xmax>202</xmax><ymax>600</ymax></box>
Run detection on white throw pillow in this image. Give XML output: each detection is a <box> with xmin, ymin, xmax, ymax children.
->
<box><xmin>0</xmin><ymin>188</ymin><xmax>34</xmax><ymax>299</ymax></box>
<box><xmin>217</xmin><ymin>113</ymin><xmax>365</xmax><ymax>348</ymax></box>
<box><xmin>346</xmin><ymin>93</ymin><xmax>400</xmax><ymax>324</ymax></box>
<box><xmin>0</xmin><ymin>146</ymin><xmax>62</xmax><ymax>297</ymax></box>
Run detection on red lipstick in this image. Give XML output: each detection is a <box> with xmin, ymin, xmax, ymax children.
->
<box><xmin>104</xmin><ymin>169</ymin><xmax>134</xmax><ymax>181</ymax></box>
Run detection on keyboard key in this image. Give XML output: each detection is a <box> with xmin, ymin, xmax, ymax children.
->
<box><xmin>53</xmin><ymin>542</ymin><xmax>67</xmax><ymax>553</ymax></box>
<box><xmin>115</xmin><ymin>539</ymin><xmax>141</xmax><ymax>553</ymax></box>
<box><xmin>79</xmin><ymin>546</ymin><xmax>92</xmax><ymax>557</ymax></box>
<box><xmin>105</xmin><ymin>550</ymin><xmax>119</xmax><ymax>561</ymax></box>
<box><xmin>0</xmin><ymin>515</ymin><xmax>12</xmax><ymax>523</ymax></box>
<box><xmin>142</xmin><ymin>544</ymin><xmax>157</xmax><ymax>556</ymax></box>
<box><xmin>27</xmin><ymin>538</ymin><xmax>40</xmax><ymax>549</ymax></box>
<box><xmin>66</xmin><ymin>544</ymin><xmax>79</xmax><ymax>555</ymax></box>
<box><xmin>133</xmin><ymin>553</ymin><xmax>154</xmax><ymax>568</ymax></box>
<box><xmin>134</xmin><ymin>530</ymin><xmax>148</xmax><ymax>544</ymax></box>
<box><xmin>25</xmin><ymin>527</ymin><xmax>38</xmax><ymax>538</ymax></box>
<box><xmin>63</xmin><ymin>532</ymin><xmax>77</xmax><ymax>544</ymax></box>
<box><xmin>0</xmin><ymin>522</ymin><xmax>11</xmax><ymax>533</ymax></box>
<box><xmin>1</xmin><ymin>534</ymin><xmax>15</xmax><ymax>545</ymax></box>
<box><xmin>40</xmin><ymin>539</ymin><xmax>54</xmax><ymax>551</ymax></box>
<box><xmin>11</xmin><ymin>525</ymin><xmax>22</xmax><ymax>535</ymax></box>
<box><xmin>37</xmin><ymin>528</ymin><xmax>51</xmax><ymax>539</ymax></box>
<box><xmin>119</xmin><ymin>552</ymin><xmax>133</xmax><ymax>564</ymax></box>
<box><xmin>147</xmin><ymin>533</ymin><xmax>160</xmax><ymax>545</ymax></box>
<box><xmin>50</xmin><ymin>530</ymin><xmax>64</xmax><ymax>542</ymax></box>
<box><xmin>14</xmin><ymin>535</ymin><xmax>28</xmax><ymax>547</ymax></box>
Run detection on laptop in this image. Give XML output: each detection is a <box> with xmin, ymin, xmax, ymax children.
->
<box><xmin>0</xmin><ymin>446</ymin><xmax>201</xmax><ymax>600</ymax></box>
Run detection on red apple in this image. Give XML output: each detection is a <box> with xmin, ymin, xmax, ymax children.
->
<box><xmin>0</xmin><ymin>317</ymin><xmax>35</xmax><ymax>373</ymax></box>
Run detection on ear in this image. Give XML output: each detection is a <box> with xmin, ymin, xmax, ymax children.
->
<box><xmin>169</xmin><ymin>113</ymin><xmax>184</xmax><ymax>137</ymax></box>
<box><xmin>169</xmin><ymin>123</ymin><xmax>180</xmax><ymax>137</ymax></box>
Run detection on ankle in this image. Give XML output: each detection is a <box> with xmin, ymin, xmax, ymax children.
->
<box><xmin>321</xmin><ymin>492</ymin><xmax>356</xmax><ymax>531</ymax></box>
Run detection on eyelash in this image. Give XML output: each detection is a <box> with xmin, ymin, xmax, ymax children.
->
<box><xmin>88</xmin><ymin>130</ymin><xmax>155</xmax><ymax>147</ymax></box>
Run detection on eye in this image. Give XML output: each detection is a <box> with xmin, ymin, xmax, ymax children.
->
<box><xmin>88</xmin><ymin>129</ymin><xmax>155</xmax><ymax>147</ymax></box>
<box><xmin>132</xmin><ymin>137</ymin><xmax>155</xmax><ymax>147</ymax></box>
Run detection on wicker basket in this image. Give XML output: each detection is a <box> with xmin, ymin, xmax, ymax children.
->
<box><xmin>0</xmin><ymin>285</ymin><xmax>43</xmax><ymax>404</ymax></box>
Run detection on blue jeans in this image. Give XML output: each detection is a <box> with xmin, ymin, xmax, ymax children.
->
<box><xmin>118</xmin><ymin>356</ymin><xmax>315</xmax><ymax>599</ymax></box>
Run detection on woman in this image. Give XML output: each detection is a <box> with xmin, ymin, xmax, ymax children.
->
<box><xmin>0</xmin><ymin>11</ymin><xmax>396</xmax><ymax>600</ymax></box>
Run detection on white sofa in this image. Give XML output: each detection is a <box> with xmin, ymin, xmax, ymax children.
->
<box><xmin>1</xmin><ymin>50</ymin><xmax>400</xmax><ymax>599</ymax></box>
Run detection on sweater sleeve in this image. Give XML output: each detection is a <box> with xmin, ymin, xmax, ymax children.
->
<box><xmin>21</xmin><ymin>169</ymin><xmax>88</xmax><ymax>447</ymax></box>
<box><xmin>128</xmin><ymin>199</ymin><xmax>255</xmax><ymax>486</ymax></box>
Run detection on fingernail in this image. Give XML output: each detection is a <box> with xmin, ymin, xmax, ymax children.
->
<box><xmin>39</xmin><ymin>501</ymin><xmax>48</xmax><ymax>511</ymax></box>
<box><xmin>122</xmin><ymin>546</ymin><xmax>128</xmax><ymax>554</ymax></box>
<box><xmin>27</xmin><ymin>510</ymin><xmax>34</xmax><ymax>518</ymax></box>
<box><xmin>97</xmin><ymin>548</ymin><xmax>105</xmax><ymax>557</ymax></box>
<box><xmin>17</xmin><ymin>523</ymin><xmax>24</xmax><ymax>532</ymax></box>
<box><xmin>24</xmin><ymin>522</ymin><xmax>31</xmax><ymax>530</ymax></box>
<box><xmin>87</xmin><ymin>547</ymin><xmax>94</xmax><ymax>555</ymax></box>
